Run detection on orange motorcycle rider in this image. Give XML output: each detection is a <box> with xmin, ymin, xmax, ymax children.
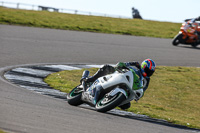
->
<box><xmin>172</xmin><ymin>16</ymin><xmax>200</xmax><ymax>47</ymax></box>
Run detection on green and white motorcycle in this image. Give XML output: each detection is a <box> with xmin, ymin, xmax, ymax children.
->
<box><xmin>67</xmin><ymin>66</ymin><xmax>144</xmax><ymax>112</ymax></box>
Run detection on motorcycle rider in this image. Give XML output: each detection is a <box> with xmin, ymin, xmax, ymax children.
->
<box><xmin>81</xmin><ymin>59</ymin><xmax>156</xmax><ymax>110</ymax></box>
<box><xmin>186</xmin><ymin>16</ymin><xmax>200</xmax><ymax>43</ymax></box>
<box><xmin>194</xmin><ymin>16</ymin><xmax>200</xmax><ymax>42</ymax></box>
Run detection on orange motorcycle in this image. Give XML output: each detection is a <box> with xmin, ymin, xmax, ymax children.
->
<box><xmin>172</xmin><ymin>19</ymin><xmax>200</xmax><ymax>47</ymax></box>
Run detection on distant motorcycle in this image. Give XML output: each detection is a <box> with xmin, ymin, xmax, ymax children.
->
<box><xmin>172</xmin><ymin>19</ymin><xmax>200</xmax><ymax>47</ymax></box>
<box><xmin>67</xmin><ymin>67</ymin><xmax>144</xmax><ymax>112</ymax></box>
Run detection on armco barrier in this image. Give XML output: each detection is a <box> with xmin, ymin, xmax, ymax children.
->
<box><xmin>0</xmin><ymin>1</ymin><xmax>131</xmax><ymax>19</ymax></box>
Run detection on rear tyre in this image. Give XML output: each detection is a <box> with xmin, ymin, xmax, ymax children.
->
<box><xmin>192</xmin><ymin>42</ymin><xmax>198</xmax><ymax>48</ymax></box>
<box><xmin>67</xmin><ymin>85</ymin><xmax>83</xmax><ymax>106</ymax></box>
<box><xmin>172</xmin><ymin>34</ymin><xmax>182</xmax><ymax>46</ymax></box>
<box><xmin>95</xmin><ymin>92</ymin><xmax>126</xmax><ymax>112</ymax></box>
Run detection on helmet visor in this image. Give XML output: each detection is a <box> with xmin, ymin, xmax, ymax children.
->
<box><xmin>145</xmin><ymin>67</ymin><xmax>155</xmax><ymax>77</ymax></box>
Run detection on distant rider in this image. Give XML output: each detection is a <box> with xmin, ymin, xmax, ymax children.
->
<box><xmin>81</xmin><ymin>59</ymin><xmax>156</xmax><ymax>110</ymax></box>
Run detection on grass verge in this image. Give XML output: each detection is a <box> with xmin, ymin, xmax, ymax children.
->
<box><xmin>44</xmin><ymin>66</ymin><xmax>200</xmax><ymax>129</ymax></box>
<box><xmin>0</xmin><ymin>6</ymin><xmax>181</xmax><ymax>38</ymax></box>
<box><xmin>0</xmin><ymin>129</ymin><xmax>6</xmax><ymax>133</ymax></box>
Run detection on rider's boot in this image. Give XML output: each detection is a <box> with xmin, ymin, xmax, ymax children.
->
<box><xmin>119</xmin><ymin>102</ymin><xmax>131</xmax><ymax>110</ymax></box>
<box><xmin>198</xmin><ymin>35</ymin><xmax>200</xmax><ymax>44</ymax></box>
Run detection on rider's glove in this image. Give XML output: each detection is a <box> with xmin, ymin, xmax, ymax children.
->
<box><xmin>126</xmin><ymin>61</ymin><xmax>141</xmax><ymax>69</ymax></box>
<box><xmin>135</xmin><ymin>62</ymin><xmax>141</xmax><ymax>69</ymax></box>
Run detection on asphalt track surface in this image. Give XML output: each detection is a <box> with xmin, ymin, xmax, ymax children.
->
<box><xmin>0</xmin><ymin>24</ymin><xmax>200</xmax><ymax>133</ymax></box>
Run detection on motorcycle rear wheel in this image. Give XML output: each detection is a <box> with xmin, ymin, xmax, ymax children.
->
<box><xmin>67</xmin><ymin>85</ymin><xmax>83</xmax><ymax>106</ymax></box>
<box><xmin>192</xmin><ymin>43</ymin><xmax>198</xmax><ymax>48</ymax></box>
<box><xmin>95</xmin><ymin>92</ymin><xmax>126</xmax><ymax>112</ymax></box>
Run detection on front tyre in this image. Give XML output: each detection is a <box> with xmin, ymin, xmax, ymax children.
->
<box><xmin>172</xmin><ymin>33</ymin><xmax>182</xmax><ymax>46</ymax></box>
<box><xmin>95</xmin><ymin>92</ymin><xmax>126</xmax><ymax>112</ymax></box>
<box><xmin>67</xmin><ymin>85</ymin><xmax>83</xmax><ymax>106</ymax></box>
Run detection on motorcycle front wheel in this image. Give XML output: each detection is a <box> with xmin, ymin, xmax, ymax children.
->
<box><xmin>95</xmin><ymin>92</ymin><xmax>126</xmax><ymax>112</ymax></box>
<box><xmin>67</xmin><ymin>85</ymin><xmax>83</xmax><ymax>106</ymax></box>
<box><xmin>172</xmin><ymin>33</ymin><xmax>182</xmax><ymax>46</ymax></box>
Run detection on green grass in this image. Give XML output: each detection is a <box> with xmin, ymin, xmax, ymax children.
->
<box><xmin>44</xmin><ymin>66</ymin><xmax>200</xmax><ymax>129</ymax></box>
<box><xmin>0</xmin><ymin>6</ymin><xmax>181</xmax><ymax>38</ymax></box>
<box><xmin>2</xmin><ymin>5</ymin><xmax>199</xmax><ymax>129</ymax></box>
